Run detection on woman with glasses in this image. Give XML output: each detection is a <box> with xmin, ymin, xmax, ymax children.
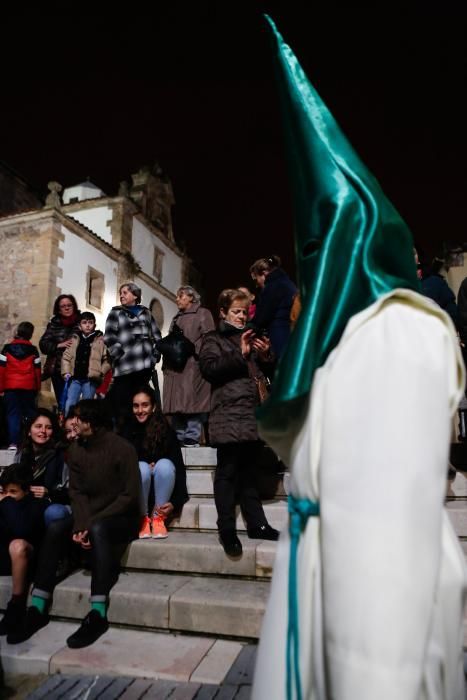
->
<box><xmin>39</xmin><ymin>295</ymin><xmax>81</xmax><ymax>404</ymax></box>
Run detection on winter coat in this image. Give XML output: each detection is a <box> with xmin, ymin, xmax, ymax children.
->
<box><xmin>121</xmin><ymin>418</ymin><xmax>189</xmax><ymax>512</ymax></box>
<box><xmin>0</xmin><ymin>339</ymin><xmax>41</xmax><ymax>392</ymax></box>
<box><xmin>67</xmin><ymin>428</ymin><xmax>141</xmax><ymax>532</ymax></box>
<box><xmin>252</xmin><ymin>267</ymin><xmax>297</xmax><ymax>358</ymax></box>
<box><xmin>104</xmin><ymin>305</ymin><xmax>161</xmax><ymax>378</ymax></box>
<box><xmin>61</xmin><ymin>331</ymin><xmax>111</xmax><ymax>382</ymax></box>
<box><xmin>199</xmin><ymin>322</ymin><xmax>272</xmax><ymax>445</ymax></box>
<box><xmin>163</xmin><ymin>303</ymin><xmax>215</xmax><ymax>415</ymax></box>
<box><xmin>39</xmin><ymin>314</ymin><xmax>81</xmax><ymax>379</ymax></box>
<box><xmin>421</xmin><ymin>274</ymin><xmax>458</xmax><ymax>327</ymax></box>
<box><xmin>15</xmin><ymin>446</ymin><xmax>69</xmax><ymax>505</ymax></box>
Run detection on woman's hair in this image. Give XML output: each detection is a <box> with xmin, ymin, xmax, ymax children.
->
<box><xmin>120</xmin><ymin>282</ymin><xmax>142</xmax><ymax>304</ymax></box>
<box><xmin>131</xmin><ymin>386</ymin><xmax>169</xmax><ymax>449</ymax></box>
<box><xmin>176</xmin><ymin>286</ymin><xmax>201</xmax><ymax>304</ymax></box>
<box><xmin>249</xmin><ymin>255</ymin><xmax>281</xmax><ymax>276</ymax></box>
<box><xmin>53</xmin><ymin>294</ymin><xmax>79</xmax><ymax>317</ymax></box>
<box><xmin>217</xmin><ymin>288</ymin><xmax>250</xmax><ymax>312</ymax></box>
<box><xmin>19</xmin><ymin>408</ymin><xmax>59</xmax><ymax>452</ymax></box>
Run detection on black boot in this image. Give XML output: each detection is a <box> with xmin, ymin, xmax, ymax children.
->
<box><xmin>247</xmin><ymin>524</ymin><xmax>280</xmax><ymax>541</ymax></box>
<box><xmin>219</xmin><ymin>530</ymin><xmax>243</xmax><ymax>557</ymax></box>
<box><xmin>0</xmin><ymin>599</ymin><xmax>26</xmax><ymax>636</ymax></box>
<box><xmin>66</xmin><ymin>610</ymin><xmax>109</xmax><ymax>649</ymax></box>
<box><xmin>7</xmin><ymin>605</ymin><xmax>49</xmax><ymax>644</ymax></box>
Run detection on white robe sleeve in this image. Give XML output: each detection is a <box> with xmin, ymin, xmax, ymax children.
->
<box><xmin>320</xmin><ymin>300</ymin><xmax>462</xmax><ymax>699</ymax></box>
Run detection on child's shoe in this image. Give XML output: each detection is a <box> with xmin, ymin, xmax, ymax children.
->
<box><xmin>139</xmin><ymin>515</ymin><xmax>152</xmax><ymax>539</ymax></box>
<box><xmin>0</xmin><ymin>599</ymin><xmax>25</xmax><ymax>636</ymax></box>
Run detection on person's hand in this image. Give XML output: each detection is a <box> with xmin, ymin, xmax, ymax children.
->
<box><xmin>241</xmin><ymin>329</ymin><xmax>255</xmax><ymax>357</ymax></box>
<box><xmin>30</xmin><ymin>485</ymin><xmax>48</xmax><ymax>498</ymax></box>
<box><xmin>155</xmin><ymin>502</ymin><xmax>174</xmax><ymax>518</ymax></box>
<box><xmin>252</xmin><ymin>336</ymin><xmax>271</xmax><ymax>360</ymax></box>
<box><xmin>57</xmin><ymin>339</ymin><xmax>73</xmax><ymax>349</ymax></box>
<box><xmin>72</xmin><ymin>530</ymin><xmax>92</xmax><ymax>549</ymax></box>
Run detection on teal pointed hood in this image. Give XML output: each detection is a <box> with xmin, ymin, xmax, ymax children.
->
<box><xmin>258</xmin><ymin>17</ymin><xmax>419</xmax><ymax>443</ymax></box>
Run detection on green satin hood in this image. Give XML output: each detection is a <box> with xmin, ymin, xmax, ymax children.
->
<box><xmin>258</xmin><ymin>17</ymin><xmax>419</xmax><ymax>441</ymax></box>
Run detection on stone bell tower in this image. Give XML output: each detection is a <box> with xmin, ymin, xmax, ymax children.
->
<box><xmin>128</xmin><ymin>163</ymin><xmax>175</xmax><ymax>242</ymax></box>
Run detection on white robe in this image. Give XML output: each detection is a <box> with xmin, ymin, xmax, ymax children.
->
<box><xmin>253</xmin><ymin>289</ymin><xmax>466</xmax><ymax>700</ymax></box>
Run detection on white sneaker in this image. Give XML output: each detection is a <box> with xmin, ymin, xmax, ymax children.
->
<box><xmin>7</xmin><ymin>444</ymin><xmax>17</xmax><ymax>451</ymax></box>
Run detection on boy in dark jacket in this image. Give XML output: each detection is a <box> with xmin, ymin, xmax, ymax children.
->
<box><xmin>0</xmin><ymin>464</ymin><xmax>47</xmax><ymax>637</ymax></box>
<box><xmin>0</xmin><ymin>322</ymin><xmax>41</xmax><ymax>449</ymax></box>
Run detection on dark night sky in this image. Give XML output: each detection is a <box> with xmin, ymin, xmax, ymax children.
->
<box><xmin>2</xmin><ymin>3</ymin><xmax>467</xmax><ymax>310</ymax></box>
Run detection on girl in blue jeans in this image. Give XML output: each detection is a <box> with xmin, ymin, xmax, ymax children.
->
<box><xmin>121</xmin><ymin>386</ymin><xmax>188</xmax><ymax>539</ymax></box>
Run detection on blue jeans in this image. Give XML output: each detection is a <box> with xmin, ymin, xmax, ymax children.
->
<box><xmin>3</xmin><ymin>390</ymin><xmax>37</xmax><ymax>445</ymax></box>
<box><xmin>44</xmin><ymin>503</ymin><xmax>72</xmax><ymax>527</ymax></box>
<box><xmin>139</xmin><ymin>459</ymin><xmax>176</xmax><ymax>515</ymax></box>
<box><xmin>65</xmin><ymin>379</ymin><xmax>96</xmax><ymax>416</ymax></box>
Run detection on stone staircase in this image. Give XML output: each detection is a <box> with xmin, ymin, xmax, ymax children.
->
<box><xmin>1</xmin><ymin>446</ymin><xmax>465</xmax><ymax>683</ymax></box>
<box><xmin>0</xmin><ymin>446</ymin><xmax>288</xmax><ymax>682</ymax></box>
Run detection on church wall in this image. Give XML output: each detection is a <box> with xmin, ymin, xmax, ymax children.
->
<box><xmin>59</xmin><ymin>224</ymin><xmax>119</xmax><ymax>330</ymax></box>
<box><xmin>132</xmin><ymin>219</ymin><xmax>182</xmax><ymax>294</ymax></box>
<box><xmin>66</xmin><ymin>205</ymin><xmax>113</xmax><ymax>244</ymax></box>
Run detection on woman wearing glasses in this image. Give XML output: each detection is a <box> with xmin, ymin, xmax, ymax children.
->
<box><xmin>39</xmin><ymin>295</ymin><xmax>81</xmax><ymax>403</ymax></box>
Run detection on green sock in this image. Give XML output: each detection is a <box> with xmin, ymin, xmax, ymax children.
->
<box><xmin>31</xmin><ymin>595</ymin><xmax>47</xmax><ymax>614</ymax></box>
<box><xmin>91</xmin><ymin>601</ymin><xmax>107</xmax><ymax>619</ymax></box>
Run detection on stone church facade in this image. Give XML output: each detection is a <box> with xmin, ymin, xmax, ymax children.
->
<box><xmin>0</xmin><ymin>163</ymin><xmax>194</xmax><ymax>398</ymax></box>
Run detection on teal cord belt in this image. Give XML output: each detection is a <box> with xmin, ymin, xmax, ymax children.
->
<box><xmin>287</xmin><ymin>494</ymin><xmax>320</xmax><ymax>700</ymax></box>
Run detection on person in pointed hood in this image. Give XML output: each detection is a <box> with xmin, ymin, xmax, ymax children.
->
<box><xmin>252</xmin><ymin>18</ymin><xmax>466</xmax><ymax>700</ymax></box>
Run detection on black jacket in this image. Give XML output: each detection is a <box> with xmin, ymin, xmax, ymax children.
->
<box><xmin>252</xmin><ymin>267</ymin><xmax>297</xmax><ymax>358</ymax></box>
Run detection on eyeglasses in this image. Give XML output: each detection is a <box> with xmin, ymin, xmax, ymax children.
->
<box><xmin>59</xmin><ymin>304</ymin><xmax>73</xmax><ymax>310</ymax></box>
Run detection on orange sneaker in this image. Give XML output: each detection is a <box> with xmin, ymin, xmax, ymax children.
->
<box><xmin>152</xmin><ymin>515</ymin><xmax>168</xmax><ymax>539</ymax></box>
<box><xmin>139</xmin><ymin>516</ymin><xmax>151</xmax><ymax>539</ymax></box>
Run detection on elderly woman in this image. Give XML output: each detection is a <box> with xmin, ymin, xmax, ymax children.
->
<box><xmin>39</xmin><ymin>294</ymin><xmax>81</xmax><ymax>403</ymax></box>
<box><xmin>104</xmin><ymin>282</ymin><xmax>161</xmax><ymax>425</ymax></box>
<box><xmin>162</xmin><ymin>286</ymin><xmax>215</xmax><ymax>446</ymax></box>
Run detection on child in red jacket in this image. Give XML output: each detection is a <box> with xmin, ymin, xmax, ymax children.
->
<box><xmin>0</xmin><ymin>322</ymin><xmax>41</xmax><ymax>450</ymax></box>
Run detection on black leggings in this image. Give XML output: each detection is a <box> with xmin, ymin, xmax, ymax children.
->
<box><xmin>34</xmin><ymin>514</ymin><xmax>138</xmax><ymax>598</ymax></box>
<box><xmin>214</xmin><ymin>441</ymin><xmax>268</xmax><ymax>532</ymax></box>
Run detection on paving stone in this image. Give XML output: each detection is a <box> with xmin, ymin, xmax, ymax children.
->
<box><xmin>22</xmin><ymin>673</ymin><xmax>65</xmax><ymax>699</ymax></box>
<box><xmin>170</xmin><ymin>683</ymin><xmax>202</xmax><ymax>699</ymax></box>
<box><xmin>139</xmin><ymin>679</ymin><xmax>177</xmax><ymax>698</ymax></box>
<box><xmin>50</xmin><ymin>627</ymin><xmax>214</xmax><ymax>681</ymax></box>
<box><xmin>170</xmin><ymin>578</ymin><xmax>269</xmax><ymax>638</ymax></box>
<box><xmin>97</xmin><ymin>676</ymin><xmax>136</xmax><ymax>699</ymax></box>
<box><xmin>51</xmin><ymin>570</ymin><xmax>189</xmax><ymax>628</ymax></box>
<box><xmin>223</xmin><ymin>645</ymin><xmax>257</xmax><ymax>686</ymax></box>
<box><xmin>123</xmin><ymin>532</ymin><xmax>258</xmax><ymax>577</ymax></box>
<box><xmin>234</xmin><ymin>686</ymin><xmax>252</xmax><ymax>699</ymax></box>
<box><xmin>0</xmin><ymin>621</ymin><xmax>75</xmax><ymax>675</ymax></box>
<box><xmin>119</xmin><ymin>678</ymin><xmax>154</xmax><ymax>699</ymax></box>
<box><xmin>193</xmin><ymin>685</ymin><xmax>219</xmax><ymax>699</ymax></box>
<box><xmin>447</xmin><ymin>501</ymin><xmax>467</xmax><ymax>537</ymax></box>
<box><xmin>213</xmin><ymin>687</ymin><xmax>238</xmax><ymax>700</ymax></box>
<box><xmin>191</xmin><ymin>640</ymin><xmax>243</xmax><ymax>684</ymax></box>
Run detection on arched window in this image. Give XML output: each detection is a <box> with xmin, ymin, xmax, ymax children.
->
<box><xmin>150</xmin><ymin>298</ymin><xmax>164</xmax><ymax>329</ymax></box>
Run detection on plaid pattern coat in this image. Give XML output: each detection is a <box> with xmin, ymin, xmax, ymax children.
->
<box><xmin>104</xmin><ymin>305</ymin><xmax>161</xmax><ymax>378</ymax></box>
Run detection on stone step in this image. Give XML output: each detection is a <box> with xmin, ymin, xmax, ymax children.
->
<box><xmin>0</xmin><ymin>619</ymin><xmax>247</xmax><ymax>685</ymax></box>
<box><xmin>0</xmin><ymin>569</ymin><xmax>270</xmax><ymax>639</ymax></box>
<box><xmin>186</xmin><ymin>469</ymin><xmax>289</xmax><ymax>498</ymax></box>
<box><xmin>447</xmin><ymin>500</ymin><xmax>467</xmax><ymax>537</ymax></box>
<box><xmin>122</xmin><ymin>531</ymin><xmax>277</xmax><ymax>578</ymax></box>
<box><xmin>171</xmin><ymin>498</ymin><xmax>287</xmax><ymax>534</ymax></box>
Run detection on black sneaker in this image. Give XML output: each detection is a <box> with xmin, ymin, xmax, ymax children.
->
<box><xmin>7</xmin><ymin>606</ymin><xmax>49</xmax><ymax>644</ymax></box>
<box><xmin>66</xmin><ymin>610</ymin><xmax>109</xmax><ymax>649</ymax></box>
<box><xmin>247</xmin><ymin>524</ymin><xmax>280</xmax><ymax>541</ymax></box>
<box><xmin>0</xmin><ymin>600</ymin><xmax>25</xmax><ymax>636</ymax></box>
<box><xmin>219</xmin><ymin>530</ymin><xmax>243</xmax><ymax>557</ymax></box>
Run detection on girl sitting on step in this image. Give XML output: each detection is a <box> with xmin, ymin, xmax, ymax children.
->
<box><xmin>121</xmin><ymin>386</ymin><xmax>188</xmax><ymax>539</ymax></box>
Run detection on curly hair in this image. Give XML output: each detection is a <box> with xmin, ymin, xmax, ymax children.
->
<box><xmin>131</xmin><ymin>386</ymin><xmax>170</xmax><ymax>454</ymax></box>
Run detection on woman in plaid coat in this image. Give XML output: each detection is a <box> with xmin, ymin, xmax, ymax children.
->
<box><xmin>104</xmin><ymin>283</ymin><xmax>161</xmax><ymax>425</ymax></box>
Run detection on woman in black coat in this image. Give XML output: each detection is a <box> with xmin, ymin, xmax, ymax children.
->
<box><xmin>121</xmin><ymin>385</ymin><xmax>188</xmax><ymax>540</ymax></box>
<box><xmin>39</xmin><ymin>294</ymin><xmax>81</xmax><ymax>403</ymax></box>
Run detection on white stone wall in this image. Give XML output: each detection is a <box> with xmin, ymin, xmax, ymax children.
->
<box><xmin>132</xmin><ymin>218</ymin><xmax>182</xmax><ymax>294</ymax></box>
<box><xmin>66</xmin><ymin>206</ymin><xmax>113</xmax><ymax>245</ymax></box>
<box><xmin>59</xmin><ymin>224</ymin><xmax>119</xmax><ymax>330</ymax></box>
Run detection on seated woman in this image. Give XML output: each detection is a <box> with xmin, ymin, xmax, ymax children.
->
<box><xmin>199</xmin><ymin>288</ymin><xmax>279</xmax><ymax>557</ymax></box>
<box><xmin>15</xmin><ymin>409</ymin><xmax>70</xmax><ymax>526</ymax></box>
<box><xmin>121</xmin><ymin>386</ymin><xmax>188</xmax><ymax>539</ymax></box>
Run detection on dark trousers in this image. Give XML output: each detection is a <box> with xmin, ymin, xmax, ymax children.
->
<box><xmin>51</xmin><ymin>374</ymin><xmax>65</xmax><ymax>406</ymax></box>
<box><xmin>3</xmin><ymin>390</ymin><xmax>37</xmax><ymax>445</ymax></box>
<box><xmin>107</xmin><ymin>369</ymin><xmax>152</xmax><ymax>426</ymax></box>
<box><xmin>34</xmin><ymin>514</ymin><xmax>138</xmax><ymax>599</ymax></box>
<box><xmin>214</xmin><ymin>441</ymin><xmax>268</xmax><ymax>533</ymax></box>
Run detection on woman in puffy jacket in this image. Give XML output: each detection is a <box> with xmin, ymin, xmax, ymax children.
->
<box><xmin>199</xmin><ymin>288</ymin><xmax>279</xmax><ymax>558</ymax></box>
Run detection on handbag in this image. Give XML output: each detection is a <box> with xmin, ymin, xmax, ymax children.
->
<box><xmin>156</xmin><ymin>324</ymin><xmax>196</xmax><ymax>371</ymax></box>
<box><xmin>247</xmin><ymin>358</ymin><xmax>271</xmax><ymax>404</ymax></box>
